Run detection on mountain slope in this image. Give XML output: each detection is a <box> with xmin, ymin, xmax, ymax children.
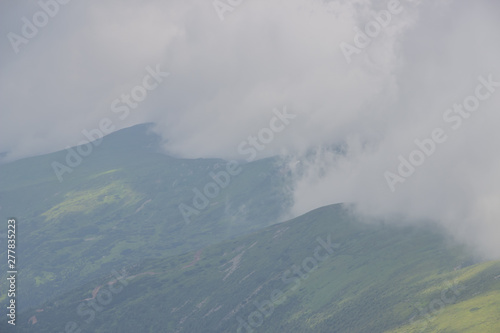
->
<box><xmin>0</xmin><ymin>123</ymin><xmax>292</xmax><ymax>312</ymax></box>
<box><xmin>11</xmin><ymin>204</ymin><xmax>500</xmax><ymax>332</ymax></box>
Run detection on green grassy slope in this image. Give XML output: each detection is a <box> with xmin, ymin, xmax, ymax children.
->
<box><xmin>0</xmin><ymin>123</ymin><xmax>292</xmax><ymax>313</ymax></box>
<box><xmin>11</xmin><ymin>204</ymin><xmax>500</xmax><ymax>332</ymax></box>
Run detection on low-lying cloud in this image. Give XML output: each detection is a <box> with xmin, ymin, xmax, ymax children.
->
<box><xmin>1</xmin><ymin>0</ymin><xmax>499</xmax><ymax>258</ymax></box>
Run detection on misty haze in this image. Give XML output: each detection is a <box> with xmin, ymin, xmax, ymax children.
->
<box><xmin>1</xmin><ymin>0</ymin><xmax>499</xmax><ymax>332</ymax></box>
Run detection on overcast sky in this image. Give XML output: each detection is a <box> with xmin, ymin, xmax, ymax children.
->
<box><xmin>1</xmin><ymin>0</ymin><xmax>499</xmax><ymax>258</ymax></box>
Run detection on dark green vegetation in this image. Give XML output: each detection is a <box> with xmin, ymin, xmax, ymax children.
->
<box><xmin>8</xmin><ymin>204</ymin><xmax>500</xmax><ymax>332</ymax></box>
<box><xmin>1</xmin><ymin>124</ymin><xmax>499</xmax><ymax>332</ymax></box>
<box><xmin>0</xmin><ymin>124</ymin><xmax>292</xmax><ymax>313</ymax></box>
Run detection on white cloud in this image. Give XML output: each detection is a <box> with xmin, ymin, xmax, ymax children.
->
<box><xmin>1</xmin><ymin>0</ymin><xmax>499</xmax><ymax>257</ymax></box>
